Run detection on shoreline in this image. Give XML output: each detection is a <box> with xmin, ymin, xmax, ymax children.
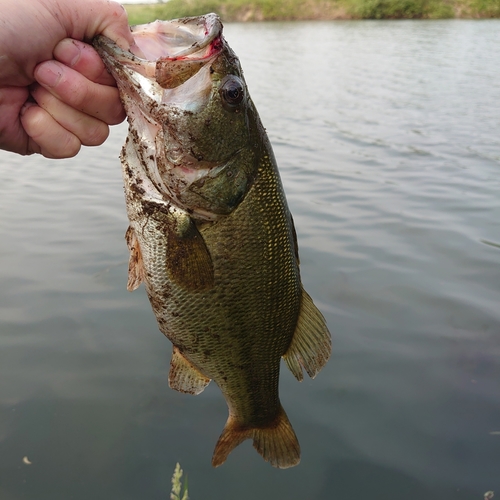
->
<box><xmin>124</xmin><ymin>0</ymin><xmax>500</xmax><ymax>24</ymax></box>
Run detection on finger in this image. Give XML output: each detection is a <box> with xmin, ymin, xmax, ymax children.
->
<box><xmin>62</xmin><ymin>0</ymin><xmax>133</xmax><ymax>50</ymax></box>
<box><xmin>0</xmin><ymin>86</ymin><xmax>31</xmax><ymax>155</ymax></box>
<box><xmin>20</xmin><ymin>103</ymin><xmax>81</xmax><ymax>159</ymax></box>
<box><xmin>87</xmin><ymin>1</ymin><xmax>134</xmax><ymax>50</ymax></box>
<box><xmin>30</xmin><ymin>84</ymin><xmax>110</xmax><ymax>147</ymax></box>
<box><xmin>34</xmin><ymin>60</ymin><xmax>125</xmax><ymax>125</ymax></box>
<box><xmin>53</xmin><ymin>39</ymin><xmax>116</xmax><ymax>86</ymax></box>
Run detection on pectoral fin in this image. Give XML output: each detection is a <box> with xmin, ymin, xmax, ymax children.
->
<box><xmin>169</xmin><ymin>346</ymin><xmax>211</xmax><ymax>395</ymax></box>
<box><xmin>125</xmin><ymin>226</ymin><xmax>145</xmax><ymax>291</ymax></box>
<box><xmin>166</xmin><ymin>214</ymin><xmax>214</xmax><ymax>292</ymax></box>
<box><xmin>137</xmin><ymin>199</ymin><xmax>214</xmax><ymax>292</ymax></box>
<box><xmin>283</xmin><ymin>290</ymin><xmax>331</xmax><ymax>381</ymax></box>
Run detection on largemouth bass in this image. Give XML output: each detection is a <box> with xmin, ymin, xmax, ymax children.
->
<box><xmin>94</xmin><ymin>14</ymin><xmax>331</xmax><ymax>469</ymax></box>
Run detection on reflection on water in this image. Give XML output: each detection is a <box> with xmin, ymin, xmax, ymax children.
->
<box><xmin>1</xmin><ymin>20</ymin><xmax>499</xmax><ymax>500</ymax></box>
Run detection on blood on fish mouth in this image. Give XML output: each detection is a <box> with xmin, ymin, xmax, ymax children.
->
<box><xmin>129</xmin><ymin>14</ymin><xmax>223</xmax><ymax>62</ymax></box>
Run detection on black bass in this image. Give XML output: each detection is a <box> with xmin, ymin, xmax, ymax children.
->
<box><xmin>94</xmin><ymin>14</ymin><xmax>331</xmax><ymax>469</ymax></box>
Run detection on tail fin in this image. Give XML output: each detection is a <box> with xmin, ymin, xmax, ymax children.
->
<box><xmin>211</xmin><ymin>417</ymin><xmax>252</xmax><ymax>468</ymax></box>
<box><xmin>212</xmin><ymin>405</ymin><xmax>300</xmax><ymax>469</ymax></box>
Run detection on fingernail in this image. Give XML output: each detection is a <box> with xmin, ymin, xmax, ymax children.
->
<box><xmin>115</xmin><ymin>36</ymin><xmax>132</xmax><ymax>51</ymax></box>
<box><xmin>35</xmin><ymin>61</ymin><xmax>63</xmax><ymax>88</ymax></box>
<box><xmin>20</xmin><ymin>101</ymin><xmax>36</xmax><ymax>116</ymax></box>
<box><xmin>54</xmin><ymin>39</ymin><xmax>81</xmax><ymax>67</ymax></box>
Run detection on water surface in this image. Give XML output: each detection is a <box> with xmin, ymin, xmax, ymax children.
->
<box><xmin>1</xmin><ymin>20</ymin><xmax>499</xmax><ymax>500</ymax></box>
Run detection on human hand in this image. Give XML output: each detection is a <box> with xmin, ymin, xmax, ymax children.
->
<box><xmin>0</xmin><ymin>0</ymin><xmax>134</xmax><ymax>158</ymax></box>
<box><xmin>23</xmin><ymin>38</ymin><xmax>126</xmax><ymax>158</ymax></box>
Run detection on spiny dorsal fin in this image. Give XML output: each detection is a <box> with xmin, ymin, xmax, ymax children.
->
<box><xmin>169</xmin><ymin>346</ymin><xmax>211</xmax><ymax>395</ymax></box>
<box><xmin>125</xmin><ymin>226</ymin><xmax>145</xmax><ymax>291</ymax></box>
<box><xmin>283</xmin><ymin>289</ymin><xmax>331</xmax><ymax>381</ymax></box>
<box><xmin>212</xmin><ymin>405</ymin><xmax>300</xmax><ymax>469</ymax></box>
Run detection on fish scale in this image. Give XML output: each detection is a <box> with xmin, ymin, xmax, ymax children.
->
<box><xmin>94</xmin><ymin>13</ymin><xmax>331</xmax><ymax>469</ymax></box>
<box><xmin>131</xmin><ymin>145</ymin><xmax>300</xmax><ymax>421</ymax></box>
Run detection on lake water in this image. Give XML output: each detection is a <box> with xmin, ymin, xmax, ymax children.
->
<box><xmin>1</xmin><ymin>19</ymin><xmax>499</xmax><ymax>500</ymax></box>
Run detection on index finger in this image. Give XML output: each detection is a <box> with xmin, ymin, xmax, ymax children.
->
<box><xmin>33</xmin><ymin>61</ymin><xmax>125</xmax><ymax>125</ymax></box>
<box><xmin>54</xmin><ymin>39</ymin><xmax>115</xmax><ymax>86</ymax></box>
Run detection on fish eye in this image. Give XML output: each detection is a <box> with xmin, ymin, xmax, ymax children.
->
<box><xmin>220</xmin><ymin>76</ymin><xmax>245</xmax><ymax>110</ymax></box>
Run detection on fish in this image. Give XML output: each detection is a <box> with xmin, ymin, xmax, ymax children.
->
<box><xmin>93</xmin><ymin>13</ymin><xmax>331</xmax><ymax>469</ymax></box>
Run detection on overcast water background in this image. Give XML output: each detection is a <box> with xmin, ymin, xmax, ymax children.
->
<box><xmin>1</xmin><ymin>19</ymin><xmax>499</xmax><ymax>500</ymax></box>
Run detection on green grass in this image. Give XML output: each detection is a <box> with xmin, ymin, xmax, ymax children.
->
<box><xmin>125</xmin><ymin>0</ymin><xmax>348</xmax><ymax>24</ymax></box>
<box><xmin>170</xmin><ymin>463</ymin><xmax>189</xmax><ymax>500</ymax></box>
<box><xmin>465</xmin><ymin>0</ymin><xmax>500</xmax><ymax>16</ymax></box>
<box><xmin>343</xmin><ymin>0</ymin><xmax>454</xmax><ymax>18</ymax></box>
<box><xmin>124</xmin><ymin>0</ymin><xmax>499</xmax><ymax>23</ymax></box>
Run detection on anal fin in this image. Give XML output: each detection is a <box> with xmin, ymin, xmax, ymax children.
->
<box><xmin>283</xmin><ymin>289</ymin><xmax>331</xmax><ymax>381</ymax></box>
<box><xmin>125</xmin><ymin>226</ymin><xmax>145</xmax><ymax>291</ymax></box>
<box><xmin>169</xmin><ymin>346</ymin><xmax>211</xmax><ymax>395</ymax></box>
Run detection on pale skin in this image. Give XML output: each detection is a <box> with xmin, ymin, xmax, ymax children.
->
<box><xmin>0</xmin><ymin>0</ymin><xmax>134</xmax><ymax>158</ymax></box>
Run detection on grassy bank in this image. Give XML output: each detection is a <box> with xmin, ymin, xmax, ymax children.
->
<box><xmin>124</xmin><ymin>0</ymin><xmax>500</xmax><ymax>23</ymax></box>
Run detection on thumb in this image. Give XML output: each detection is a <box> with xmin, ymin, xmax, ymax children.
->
<box><xmin>61</xmin><ymin>0</ymin><xmax>134</xmax><ymax>50</ymax></box>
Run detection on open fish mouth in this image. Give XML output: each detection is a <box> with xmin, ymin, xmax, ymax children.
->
<box><xmin>94</xmin><ymin>14</ymin><xmax>224</xmax><ymax>110</ymax></box>
<box><xmin>94</xmin><ymin>14</ymin><xmax>253</xmax><ymax>219</ymax></box>
<box><xmin>96</xmin><ymin>14</ymin><xmax>223</xmax><ymax>91</ymax></box>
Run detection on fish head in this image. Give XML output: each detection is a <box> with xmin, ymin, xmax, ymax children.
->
<box><xmin>94</xmin><ymin>14</ymin><xmax>261</xmax><ymax>220</ymax></box>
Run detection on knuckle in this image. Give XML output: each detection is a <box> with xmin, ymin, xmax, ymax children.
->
<box><xmin>30</xmin><ymin>85</ymin><xmax>51</xmax><ymax>108</ymax></box>
<box><xmin>81</xmin><ymin>121</ymin><xmax>109</xmax><ymax>147</ymax></box>
<box><xmin>21</xmin><ymin>105</ymin><xmax>46</xmax><ymax>137</ymax></box>
<box><xmin>54</xmin><ymin>73</ymin><xmax>91</xmax><ymax>111</ymax></box>
<box><xmin>72</xmin><ymin>82</ymin><xmax>92</xmax><ymax>111</ymax></box>
<box><xmin>21</xmin><ymin>105</ymin><xmax>81</xmax><ymax>159</ymax></box>
<box><xmin>107</xmin><ymin>105</ymin><xmax>126</xmax><ymax>126</ymax></box>
<box><xmin>92</xmin><ymin>88</ymin><xmax>125</xmax><ymax>125</ymax></box>
<box><xmin>46</xmin><ymin>134</ymin><xmax>81</xmax><ymax>159</ymax></box>
<box><xmin>110</xmin><ymin>2</ymin><xmax>129</xmax><ymax>22</ymax></box>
